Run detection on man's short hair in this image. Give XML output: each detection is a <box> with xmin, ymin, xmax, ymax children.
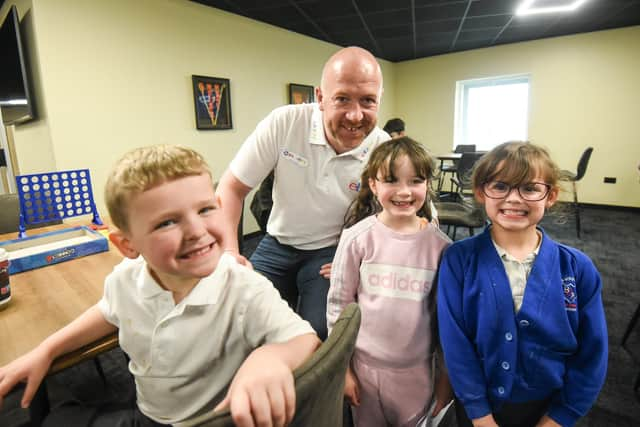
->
<box><xmin>383</xmin><ymin>118</ymin><xmax>405</xmax><ymax>135</ymax></box>
<box><xmin>105</xmin><ymin>145</ymin><xmax>211</xmax><ymax>232</ymax></box>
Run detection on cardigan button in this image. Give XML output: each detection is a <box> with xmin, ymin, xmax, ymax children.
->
<box><xmin>505</xmin><ymin>332</ymin><xmax>513</xmax><ymax>341</ymax></box>
<box><xmin>519</xmin><ymin>319</ymin><xmax>530</xmax><ymax>327</ymax></box>
<box><xmin>501</xmin><ymin>361</ymin><xmax>510</xmax><ymax>370</ymax></box>
<box><xmin>497</xmin><ymin>386</ymin><xmax>505</xmax><ymax>395</ymax></box>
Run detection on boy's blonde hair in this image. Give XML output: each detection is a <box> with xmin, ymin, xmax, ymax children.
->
<box><xmin>105</xmin><ymin>145</ymin><xmax>211</xmax><ymax>231</ymax></box>
<box><xmin>471</xmin><ymin>141</ymin><xmax>561</xmax><ymax>191</ymax></box>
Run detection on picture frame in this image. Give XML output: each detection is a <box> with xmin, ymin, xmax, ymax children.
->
<box><xmin>288</xmin><ymin>83</ymin><xmax>315</xmax><ymax>105</ymax></box>
<box><xmin>192</xmin><ymin>75</ymin><xmax>233</xmax><ymax>130</ymax></box>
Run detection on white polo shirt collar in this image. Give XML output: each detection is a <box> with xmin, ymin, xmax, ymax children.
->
<box><xmin>136</xmin><ymin>253</ymin><xmax>235</xmax><ymax>307</ymax></box>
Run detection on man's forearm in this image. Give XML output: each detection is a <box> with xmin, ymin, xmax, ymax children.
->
<box><xmin>216</xmin><ymin>170</ymin><xmax>252</xmax><ymax>252</ymax></box>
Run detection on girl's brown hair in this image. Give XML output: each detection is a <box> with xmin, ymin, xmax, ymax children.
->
<box><xmin>344</xmin><ymin>136</ymin><xmax>436</xmax><ymax>228</ymax></box>
<box><xmin>471</xmin><ymin>141</ymin><xmax>561</xmax><ymax>191</ymax></box>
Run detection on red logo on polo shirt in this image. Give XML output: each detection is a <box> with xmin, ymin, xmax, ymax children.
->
<box><xmin>348</xmin><ymin>181</ymin><xmax>361</xmax><ymax>192</ymax></box>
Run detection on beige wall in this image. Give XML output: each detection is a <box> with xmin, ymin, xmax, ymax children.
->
<box><xmin>1</xmin><ymin>0</ymin><xmax>396</xmax><ymax>233</ymax></box>
<box><xmin>394</xmin><ymin>26</ymin><xmax>640</xmax><ymax>208</ymax></box>
<box><xmin>1</xmin><ymin>0</ymin><xmax>638</xmax><ymax>235</ymax></box>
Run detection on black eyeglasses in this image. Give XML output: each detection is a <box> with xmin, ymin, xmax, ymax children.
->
<box><xmin>482</xmin><ymin>181</ymin><xmax>552</xmax><ymax>201</ymax></box>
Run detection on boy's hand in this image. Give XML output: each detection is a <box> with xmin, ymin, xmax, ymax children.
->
<box><xmin>0</xmin><ymin>345</ymin><xmax>53</xmax><ymax>409</ymax></box>
<box><xmin>431</xmin><ymin>371</ymin><xmax>453</xmax><ymax>417</ymax></box>
<box><xmin>344</xmin><ymin>366</ymin><xmax>360</xmax><ymax>406</ymax></box>
<box><xmin>215</xmin><ymin>348</ymin><xmax>295</xmax><ymax>427</ymax></box>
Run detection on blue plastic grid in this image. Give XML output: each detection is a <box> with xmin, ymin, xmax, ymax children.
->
<box><xmin>15</xmin><ymin>169</ymin><xmax>104</xmax><ymax>238</ymax></box>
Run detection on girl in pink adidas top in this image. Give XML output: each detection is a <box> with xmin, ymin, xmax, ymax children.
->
<box><xmin>327</xmin><ymin>137</ymin><xmax>453</xmax><ymax>427</ymax></box>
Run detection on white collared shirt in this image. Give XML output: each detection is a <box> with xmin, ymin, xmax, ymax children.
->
<box><xmin>230</xmin><ymin>103</ymin><xmax>390</xmax><ymax>249</ymax></box>
<box><xmin>492</xmin><ymin>238</ymin><xmax>541</xmax><ymax>312</ymax></box>
<box><xmin>98</xmin><ymin>253</ymin><xmax>314</xmax><ymax>424</ymax></box>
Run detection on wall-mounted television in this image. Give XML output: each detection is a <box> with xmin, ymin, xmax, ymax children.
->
<box><xmin>0</xmin><ymin>5</ymin><xmax>36</xmax><ymax>125</ymax></box>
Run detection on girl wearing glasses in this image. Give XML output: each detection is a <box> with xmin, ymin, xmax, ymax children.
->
<box><xmin>327</xmin><ymin>137</ymin><xmax>453</xmax><ymax>426</ymax></box>
<box><xmin>437</xmin><ymin>141</ymin><xmax>607</xmax><ymax>427</ymax></box>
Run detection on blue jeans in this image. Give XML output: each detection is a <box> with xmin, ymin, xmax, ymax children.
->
<box><xmin>250</xmin><ymin>234</ymin><xmax>336</xmax><ymax>340</ymax></box>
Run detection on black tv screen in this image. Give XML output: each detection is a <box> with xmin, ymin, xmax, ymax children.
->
<box><xmin>0</xmin><ymin>5</ymin><xmax>35</xmax><ymax>125</ymax></box>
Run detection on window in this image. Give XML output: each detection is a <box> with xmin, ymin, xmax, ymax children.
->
<box><xmin>453</xmin><ymin>74</ymin><xmax>530</xmax><ymax>151</ymax></box>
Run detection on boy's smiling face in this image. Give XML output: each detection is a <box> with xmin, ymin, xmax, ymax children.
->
<box><xmin>111</xmin><ymin>173</ymin><xmax>224</xmax><ymax>291</ymax></box>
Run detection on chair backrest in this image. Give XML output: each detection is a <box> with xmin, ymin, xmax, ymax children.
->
<box><xmin>575</xmin><ymin>147</ymin><xmax>593</xmax><ymax>181</ymax></box>
<box><xmin>0</xmin><ymin>193</ymin><xmax>21</xmax><ymax>234</ymax></box>
<box><xmin>454</xmin><ymin>144</ymin><xmax>476</xmax><ymax>154</ymax></box>
<box><xmin>189</xmin><ymin>303</ymin><xmax>362</xmax><ymax>427</ymax></box>
<box><xmin>249</xmin><ymin>170</ymin><xmax>274</xmax><ymax>233</ymax></box>
<box><xmin>0</xmin><ymin>193</ymin><xmax>64</xmax><ymax>234</ymax></box>
<box><xmin>455</xmin><ymin>152</ymin><xmax>484</xmax><ymax>192</ymax></box>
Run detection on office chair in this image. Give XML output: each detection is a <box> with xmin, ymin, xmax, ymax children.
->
<box><xmin>0</xmin><ymin>193</ymin><xmax>20</xmax><ymax>234</ymax></box>
<box><xmin>0</xmin><ymin>193</ymin><xmax>63</xmax><ymax>234</ymax></box>
<box><xmin>438</xmin><ymin>144</ymin><xmax>476</xmax><ymax>194</ymax></box>
<box><xmin>449</xmin><ymin>152</ymin><xmax>484</xmax><ymax>199</ymax></box>
<box><xmin>184</xmin><ymin>303</ymin><xmax>362</xmax><ymax>427</ymax></box>
<box><xmin>435</xmin><ymin>151</ymin><xmax>487</xmax><ymax>240</ymax></box>
<box><xmin>561</xmin><ymin>147</ymin><xmax>593</xmax><ymax>238</ymax></box>
<box><xmin>436</xmin><ymin>199</ymin><xmax>487</xmax><ymax>240</ymax></box>
<box><xmin>249</xmin><ymin>171</ymin><xmax>274</xmax><ymax>233</ymax></box>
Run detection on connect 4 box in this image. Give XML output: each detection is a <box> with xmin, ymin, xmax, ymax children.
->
<box><xmin>0</xmin><ymin>226</ymin><xmax>108</xmax><ymax>274</ymax></box>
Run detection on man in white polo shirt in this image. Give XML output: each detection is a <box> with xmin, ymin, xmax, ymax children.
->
<box><xmin>216</xmin><ymin>46</ymin><xmax>389</xmax><ymax>339</ymax></box>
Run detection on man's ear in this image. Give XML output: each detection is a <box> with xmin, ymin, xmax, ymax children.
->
<box><xmin>315</xmin><ymin>87</ymin><xmax>324</xmax><ymax>110</ymax></box>
<box><xmin>109</xmin><ymin>230</ymin><xmax>139</xmax><ymax>259</ymax></box>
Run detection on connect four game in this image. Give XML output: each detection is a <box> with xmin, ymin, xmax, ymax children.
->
<box><xmin>15</xmin><ymin>169</ymin><xmax>104</xmax><ymax>238</ymax></box>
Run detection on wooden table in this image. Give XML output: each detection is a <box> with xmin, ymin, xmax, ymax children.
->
<box><xmin>0</xmin><ymin>224</ymin><xmax>122</xmax><ymax>370</ymax></box>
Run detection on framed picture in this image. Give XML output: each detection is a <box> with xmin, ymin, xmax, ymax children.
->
<box><xmin>192</xmin><ymin>75</ymin><xmax>233</xmax><ymax>130</ymax></box>
<box><xmin>288</xmin><ymin>83</ymin><xmax>315</xmax><ymax>104</ymax></box>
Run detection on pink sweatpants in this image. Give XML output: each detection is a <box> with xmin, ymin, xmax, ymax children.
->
<box><xmin>351</xmin><ymin>352</ymin><xmax>433</xmax><ymax>427</ymax></box>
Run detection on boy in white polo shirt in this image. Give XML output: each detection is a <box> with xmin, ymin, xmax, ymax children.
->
<box><xmin>0</xmin><ymin>145</ymin><xmax>319</xmax><ymax>427</ymax></box>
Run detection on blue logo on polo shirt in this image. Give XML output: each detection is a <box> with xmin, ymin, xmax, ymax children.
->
<box><xmin>281</xmin><ymin>149</ymin><xmax>308</xmax><ymax>167</ymax></box>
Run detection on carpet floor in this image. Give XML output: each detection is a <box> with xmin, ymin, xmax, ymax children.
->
<box><xmin>1</xmin><ymin>205</ymin><xmax>638</xmax><ymax>426</ymax></box>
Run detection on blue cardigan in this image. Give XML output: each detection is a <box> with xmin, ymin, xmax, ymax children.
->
<box><xmin>437</xmin><ymin>227</ymin><xmax>607</xmax><ymax>427</ymax></box>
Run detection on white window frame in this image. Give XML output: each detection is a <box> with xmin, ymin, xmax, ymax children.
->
<box><xmin>453</xmin><ymin>74</ymin><xmax>531</xmax><ymax>151</ymax></box>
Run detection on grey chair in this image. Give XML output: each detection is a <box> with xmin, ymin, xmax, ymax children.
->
<box><xmin>249</xmin><ymin>171</ymin><xmax>274</xmax><ymax>233</ymax></box>
<box><xmin>436</xmin><ymin>151</ymin><xmax>487</xmax><ymax>240</ymax></box>
<box><xmin>448</xmin><ymin>152</ymin><xmax>485</xmax><ymax>200</ymax></box>
<box><xmin>0</xmin><ymin>193</ymin><xmax>63</xmax><ymax>234</ymax></box>
<box><xmin>561</xmin><ymin>147</ymin><xmax>593</xmax><ymax>238</ymax></box>
<box><xmin>438</xmin><ymin>144</ymin><xmax>476</xmax><ymax>193</ymax></box>
<box><xmin>0</xmin><ymin>193</ymin><xmax>20</xmax><ymax>234</ymax></box>
<box><xmin>186</xmin><ymin>303</ymin><xmax>362</xmax><ymax>427</ymax></box>
<box><xmin>435</xmin><ymin>198</ymin><xmax>487</xmax><ymax>240</ymax></box>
